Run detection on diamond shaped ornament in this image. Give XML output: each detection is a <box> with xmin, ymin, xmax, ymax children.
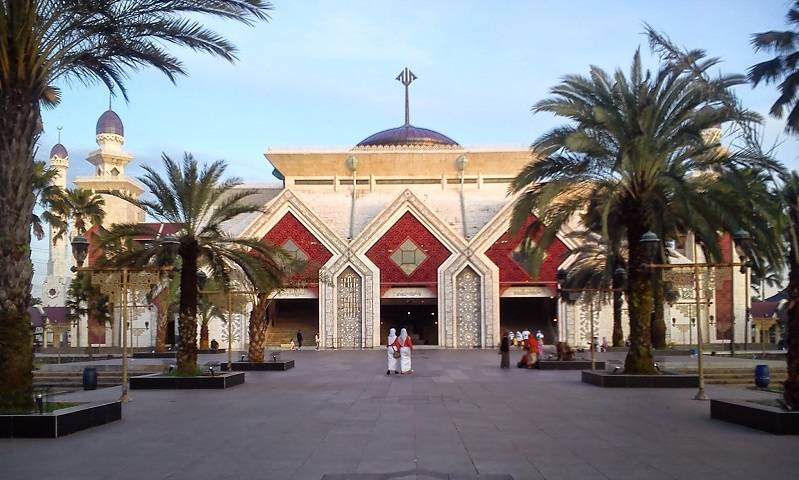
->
<box><xmin>390</xmin><ymin>239</ymin><xmax>427</xmax><ymax>276</ymax></box>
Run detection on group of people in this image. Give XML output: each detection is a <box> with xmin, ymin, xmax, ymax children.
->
<box><xmin>289</xmin><ymin>330</ymin><xmax>321</xmax><ymax>351</ymax></box>
<box><xmin>500</xmin><ymin>329</ymin><xmax>544</xmax><ymax>369</ymax></box>
<box><xmin>386</xmin><ymin>328</ymin><xmax>413</xmax><ymax>375</ymax></box>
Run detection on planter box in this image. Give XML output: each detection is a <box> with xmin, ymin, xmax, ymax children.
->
<box><xmin>582</xmin><ymin>370</ymin><xmax>699</xmax><ymax>388</ymax></box>
<box><xmin>129</xmin><ymin>372</ymin><xmax>244</xmax><ymax>389</ymax></box>
<box><xmin>538</xmin><ymin>360</ymin><xmax>605</xmax><ymax>370</ymax></box>
<box><xmin>711</xmin><ymin>399</ymin><xmax>799</xmax><ymax>435</ymax></box>
<box><xmin>198</xmin><ymin>349</ymin><xmax>226</xmax><ymax>354</ymax></box>
<box><xmin>131</xmin><ymin>352</ymin><xmax>176</xmax><ymax>359</ymax></box>
<box><xmin>0</xmin><ymin>401</ymin><xmax>121</xmax><ymax>438</ymax></box>
<box><xmin>220</xmin><ymin>361</ymin><xmax>294</xmax><ymax>371</ymax></box>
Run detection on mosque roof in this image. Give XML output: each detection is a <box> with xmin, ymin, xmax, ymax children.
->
<box><xmin>49</xmin><ymin>143</ymin><xmax>68</xmax><ymax>158</ymax></box>
<box><xmin>96</xmin><ymin>109</ymin><xmax>124</xmax><ymax>136</ymax></box>
<box><xmin>356</xmin><ymin>124</ymin><xmax>459</xmax><ymax>148</ymax></box>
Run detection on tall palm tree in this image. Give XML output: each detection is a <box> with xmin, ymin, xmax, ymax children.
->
<box><xmin>510</xmin><ymin>50</ymin><xmax>760</xmax><ymax>374</ymax></box>
<box><xmin>778</xmin><ymin>172</ymin><xmax>799</xmax><ymax>409</ymax></box>
<box><xmin>0</xmin><ymin>0</ymin><xmax>272</xmax><ymax>410</ymax></box>
<box><xmin>101</xmin><ymin>153</ymin><xmax>287</xmax><ymax>374</ymax></box>
<box><xmin>48</xmin><ymin>188</ymin><xmax>105</xmax><ymax>239</ymax></box>
<box><xmin>749</xmin><ymin>0</ymin><xmax>799</xmax><ymax>133</ymax></box>
<box><xmin>31</xmin><ymin>160</ymin><xmax>62</xmax><ymax>241</ymax></box>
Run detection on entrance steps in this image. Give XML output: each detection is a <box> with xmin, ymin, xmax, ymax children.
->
<box><xmin>673</xmin><ymin>367</ymin><xmax>788</xmax><ymax>385</ymax></box>
<box><xmin>33</xmin><ymin>369</ymin><xmax>160</xmax><ymax>389</ymax></box>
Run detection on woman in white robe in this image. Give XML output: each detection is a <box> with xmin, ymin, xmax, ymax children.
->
<box><xmin>393</xmin><ymin>328</ymin><xmax>414</xmax><ymax>374</ymax></box>
<box><xmin>386</xmin><ymin>328</ymin><xmax>400</xmax><ymax>375</ymax></box>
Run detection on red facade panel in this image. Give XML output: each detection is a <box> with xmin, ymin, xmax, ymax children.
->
<box><xmin>366</xmin><ymin>212</ymin><xmax>452</xmax><ymax>285</ymax></box>
<box><xmin>262</xmin><ymin>212</ymin><xmax>334</xmax><ymax>284</ymax></box>
<box><xmin>484</xmin><ymin>215</ymin><xmax>570</xmax><ymax>283</ymax></box>
<box><xmin>714</xmin><ymin>233</ymin><xmax>733</xmax><ymax>340</ymax></box>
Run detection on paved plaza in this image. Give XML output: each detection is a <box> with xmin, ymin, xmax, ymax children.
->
<box><xmin>2</xmin><ymin>350</ymin><xmax>797</xmax><ymax>480</ymax></box>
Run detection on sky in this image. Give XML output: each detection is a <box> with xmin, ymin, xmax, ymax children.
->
<box><xmin>31</xmin><ymin>0</ymin><xmax>799</xmax><ymax>293</ymax></box>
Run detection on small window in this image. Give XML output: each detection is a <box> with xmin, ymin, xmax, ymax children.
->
<box><xmin>110</xmin><ymin>167</ymin><xmax>120</xmax><ymax>176</ymax></box>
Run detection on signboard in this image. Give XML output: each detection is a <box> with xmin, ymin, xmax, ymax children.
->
<box><xmin>275</xmin><ymin>288</ymin><xmax>318</xmax><ymax>299</ymax></box>
<box><xmin>382</xmin><ymin>287</ymin><xmax>436</xmax><ymax>299</ymax></box>
<box><xmin>501</xmin><ymin>286</ymin><xmax>554</xmax><ymax>298</ymax></box>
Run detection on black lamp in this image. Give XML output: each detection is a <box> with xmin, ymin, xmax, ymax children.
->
<box><xmin>613</xmin><ymin>265</ymin><xmax>627</xmax><ymax>289</ymax></box>
<box><xmin>639</xmin><ymin>231</ymin><xmax>660</xmax><ymax>263</ymax></box>
<box><xmin>70</xmin><ymin>235</ymin><xmax>90</xmax><ymax>268</ymax></box>
<box><xmin>161</xmin><ymin>236</ymin><xmax>180</xmax><ymax>265</ymax></box>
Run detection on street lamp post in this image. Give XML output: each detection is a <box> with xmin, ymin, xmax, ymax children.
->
<box><xmin>71</xmin><ymin>235</ymin><xmax>179</xmax><ymax>402</ymax></box>
<box><xmin>639</xmin><ymin>231</ymin><xmax>752</xmax><ymax>401</ymax></box>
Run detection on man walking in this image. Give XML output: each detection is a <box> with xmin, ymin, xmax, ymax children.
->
<box><xmin>297</xmin><ymin>330</ymin><xmax>304</xmax><ymax>351</ymax></box>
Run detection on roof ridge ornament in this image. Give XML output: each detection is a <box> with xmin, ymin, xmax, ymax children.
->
<box><xmin>396</xmin><ymin>67</ymin><xmax>417</xmax><ymax>127</ymax></box>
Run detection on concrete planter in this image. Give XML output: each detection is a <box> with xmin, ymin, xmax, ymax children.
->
<box><xmin>711</xmin><ymin>399</ymin><xmax>799</xmax><ymax>435</ymax></box>
<box><xmin>131</xmin><ymin>352</ymin><xmax>176</xmax><ymax>359</ymax></box>
<box><xmin>537</xmin><ymin>360</ymin><xmax>606</xmax><ymax>370</ymax></box>
<box><xmin>129</xmin><ymin>372</ymin><xmax>245</xmax><ymax>389</ymax></box>
<box><xmin>582</xmin><ymin>370</ymin><xmax>699</xmax><ymax>388</ymax></box>
<box><xmin>0</xmin><ymin>401</ymin><xmax>121</xmax><ymax>438</ymax></box>
<box><xmin>220</xmin><ymin>361</ymin><xmax>295</xmax><ymax>371</ymax></box>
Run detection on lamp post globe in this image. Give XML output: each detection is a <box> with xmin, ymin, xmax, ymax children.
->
<box><xmin>161</xmin><ymin>236</ymin><xmax>180</xmax><ymax>266</ymax></box>
<box><xmin>70</xmin><ymin>235</ymin><xmax>90</xmax><ymax>268</ymax></box>
<box><xmin>613</xmin><ymin>265</ymin><xmax>627</xmax><ymax>288</ymax></box>
<box><xmin>639</xmin><ymin>231</ymin><xmax>660</xmax><ymax>262</ymax></box>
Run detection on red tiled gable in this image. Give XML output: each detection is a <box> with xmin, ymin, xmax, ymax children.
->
<box><xmin>484</xmin><ymin>215</ymin><xmax>570</xmax><ymax>283</ymax></box>
<box><xmin>366</xmin><ymin>212</ymin><xmax>452</xmax><ymax>285</ymax></box>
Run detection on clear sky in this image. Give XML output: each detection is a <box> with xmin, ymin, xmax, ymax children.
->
<box><xmin>31</xmin><ymin>0</ymin><xmax>799</xmax><ymax>293</ymax></box>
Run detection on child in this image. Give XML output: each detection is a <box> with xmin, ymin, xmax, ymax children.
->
<box><xmin>289</xmin><ymin>338</ymin><xmax>297</xmax><ymax>351</ymax></box>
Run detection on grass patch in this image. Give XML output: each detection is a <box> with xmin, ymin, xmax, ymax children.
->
<box><xmin>0</xmin><ymin>401</ymin><xmax>83</xmax><ymax>415</ymax></box>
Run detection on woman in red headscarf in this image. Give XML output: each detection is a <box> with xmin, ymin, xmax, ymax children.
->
<box><xmin>517</xmin><ymin>333</ymin><xmax>540</xmax><ymax>368</ymax></box>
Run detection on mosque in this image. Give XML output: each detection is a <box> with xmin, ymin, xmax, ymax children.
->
<box><xmin>39</xmin><ymin>70</ymin><xmax>753</xmax><ymax>351</ymax></box>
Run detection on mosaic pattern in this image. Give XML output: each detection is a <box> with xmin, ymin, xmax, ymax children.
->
<box><xmin>578</xmin><ymin>298</ymin><xmax>600</xmax><ymax>347</ymax></box>
<box><xmin>337</xmin><ymin>267</ymin><xmax>362</xmax><ymax>348</ymax></box>
<box><xmin>220</xmin><ymin>313</ymin><xmax>242</xmax><ymax>345</ymax></box>
<box><xmin>390</xmin><ymin>238</ymin><xmax>428</xmax><ymax>276</ymax></box>
<box><xmin>456</xmin><ymin>267</ymin><xmax>481</xmax><ymax>348</ymax></box>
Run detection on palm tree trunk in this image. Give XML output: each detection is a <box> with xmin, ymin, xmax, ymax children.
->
<box><xmin>248</xmin><ymin>293</ymin><xmax>269</xmax><ymax>363</ymax></box>
<box><xmin>199</xmin><ymin>319</ymin><xmax>210</xmax><ymax>350</ymax></box>
<box><xmin>177</xmin><ymin>242</ymin><xmax>199</xmax><ymax>374</ymax></box>
<box><xmin>784</xmin><ymin>228</ymin><xmax>799</xmax><ymax>410</ymax></box>
<box><xmin>0</xmin><ymin>93</ymin><xmax>40</xmax><ymax>410</ymax></box>
<box><xmin>651</xmin><ymin>272</ymin><xmax>667</xmax><ymax>349</ymax></box>
<box><xmin>612</xmin><ymin>290</ymin><xmax>624</xmax><ymax>347</ymax></box>
<box><xmin>624</xmin><ymin>214</ymin><xmax>656</xmax><ymax>374</ymax></box>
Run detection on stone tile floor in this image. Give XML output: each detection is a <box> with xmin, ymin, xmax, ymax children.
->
<box><xmin>3</xmin><ymin>349</ymin><xmax>797</xmax><ymax>480</ymax></box>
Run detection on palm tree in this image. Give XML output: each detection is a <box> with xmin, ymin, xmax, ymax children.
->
<box><xmin>0</xmin><ymin>0</ymin><xmax>272</xmax><ymax>410</ymax></box>
<box><xmin>560</xmin><ymin>235</ymin><xmax>627</xmax><ymax>347</ymax></box>
<box><xmin>148</xmin><ymin>272</ymin><xmax>181</xmax><ymax>353</ymax></box>
<box><xmin>749</xmin><ymin>0</ymin><xmax>799</xmax><ymax>133</ymax></box>
<box><xmin>101</xmin><ymin>153</ymin><xmax>287</xmax><ymax>375</ymax></box>
<box><xmin>510</xmin><ymin>49</ymin><xmax>760</xmax><ymax>374</ymax></box>
<box><xmin>48</xmin><ymin>189</ymin><xmax>105</xmax><ymax>239</ymax></box>
<box><xmin>31</xmin><ymin>160</ymin><xmax>62</xmax><ymax>241</ymax></box>
<box><xmin>778</xmin><ymin>173</ymin><xmax>799</xmax><ymax>409</ymax></box>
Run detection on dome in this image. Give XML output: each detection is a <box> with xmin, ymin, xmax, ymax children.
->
<box><xmin>356</xmin><ymin>124</ymin><xmax>459</xmax><ymax>148</ymax></box>
<box><xmin>49</xmin><ymin>143</ymin><xmax>68</xmax><ymax>158</ymax></box>
<box><xmin>96</xmin><ymin>109</ymin><xmax>124</xmax><ymax>136</ymax></box>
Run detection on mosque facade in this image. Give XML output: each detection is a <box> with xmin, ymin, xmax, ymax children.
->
<box><xmin>43</xmin><ymin>72</ymin><xmax>753</xmax><ymax>351</ymax></box>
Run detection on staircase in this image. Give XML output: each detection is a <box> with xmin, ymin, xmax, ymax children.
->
<box><xmin>675</xmin><ymin>367</ymin><xmax>788</xmax><ymax>385</ymax></box>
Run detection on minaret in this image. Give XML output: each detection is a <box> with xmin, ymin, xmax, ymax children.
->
<box><xmin>41</xmin><ymin>134</ymin><xmax>70</xmax><ymax>307</ymax></box>
<box><xmin>74</xmin><ymin>107</ymin><xmax>145</xmax><ymax>228</ymax></box>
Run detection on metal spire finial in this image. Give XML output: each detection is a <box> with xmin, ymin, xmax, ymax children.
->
<box><xmin>57</xmin><ymin>126</ymin><xmax>63</xmax><ymax>143</ymax></box>
<box><xmin>396</xmin><ymin>67</ymin><xmax>417</xmax><ymax>127</ymax></box>
<box><xmin>108</xmin><ymin>93</ymin><xmax>112</xmax><ymax>111</ymax></box>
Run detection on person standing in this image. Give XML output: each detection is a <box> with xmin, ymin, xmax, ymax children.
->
<box><xmin>296</xmin><ymin>330</ymin><xmax>304</xmax><ymax>351</ymax></box>
<box><xmin>314</xmin><ymin>332</ymin><xmax>320</xmax><ymax>351</ymax></box>
<box><xmin>393</xmin><ymin>328</ymin><xmax>414</xmax><ymax>374</ymax></box>
<box><xmin>386</xmin><ymin>328</ymin><xmax>400</xmax><ymax>375</ymax></box>
<box><xmin>499</xmin><ymin>332</ymin><xmax>510</xmax><ymax>368</ymax></box>
<box><xmin>515</xmin><ymin>331</ymin><xmax>523</xmax><ymax>349</ymax></box>
<box><xmin>535</xmin><ymin>330</ymin><xmax>544</xmax><ymax>352</ymax></box>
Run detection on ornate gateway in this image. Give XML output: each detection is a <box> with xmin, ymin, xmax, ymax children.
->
<box><xmin>455</xmin><ymin>267</ymin><xmax>482</xmax><ymax>348</ymax></box>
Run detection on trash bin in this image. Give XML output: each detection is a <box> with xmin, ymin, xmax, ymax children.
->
<box><xmin>754</xmin><ymin>364</ymin><xmax>770</xmax><ymax>388</ymax></box>
<box><xmin>82</xmin><ymin>367</ymin><xmax>98</xmax><ymax>391</ymax></box>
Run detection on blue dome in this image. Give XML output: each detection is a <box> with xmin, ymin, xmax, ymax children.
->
<box><xmin>96</xmin><ymin>109</ymin><xmax>124</xmax><ymax>136</ymax></box>
<box><xmin>357</xmin><ymin>124</ymin><xmax>458</xmax><ymax>148</ymax></box>
<box><xmin>49</xmin><ymin>143</ymin><xmax>68</xmax><ymax>158</ymax></box>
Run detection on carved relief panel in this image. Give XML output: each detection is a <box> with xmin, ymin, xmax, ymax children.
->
<box><xmin>456</xmin><ymin>267</ymin><xmax>482</xmax><ymax>348</ymax></box>
<box><xmin>337</xmin><ymin>267</ymin><xmax>363</xmax><ymax>348</ymax></box>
